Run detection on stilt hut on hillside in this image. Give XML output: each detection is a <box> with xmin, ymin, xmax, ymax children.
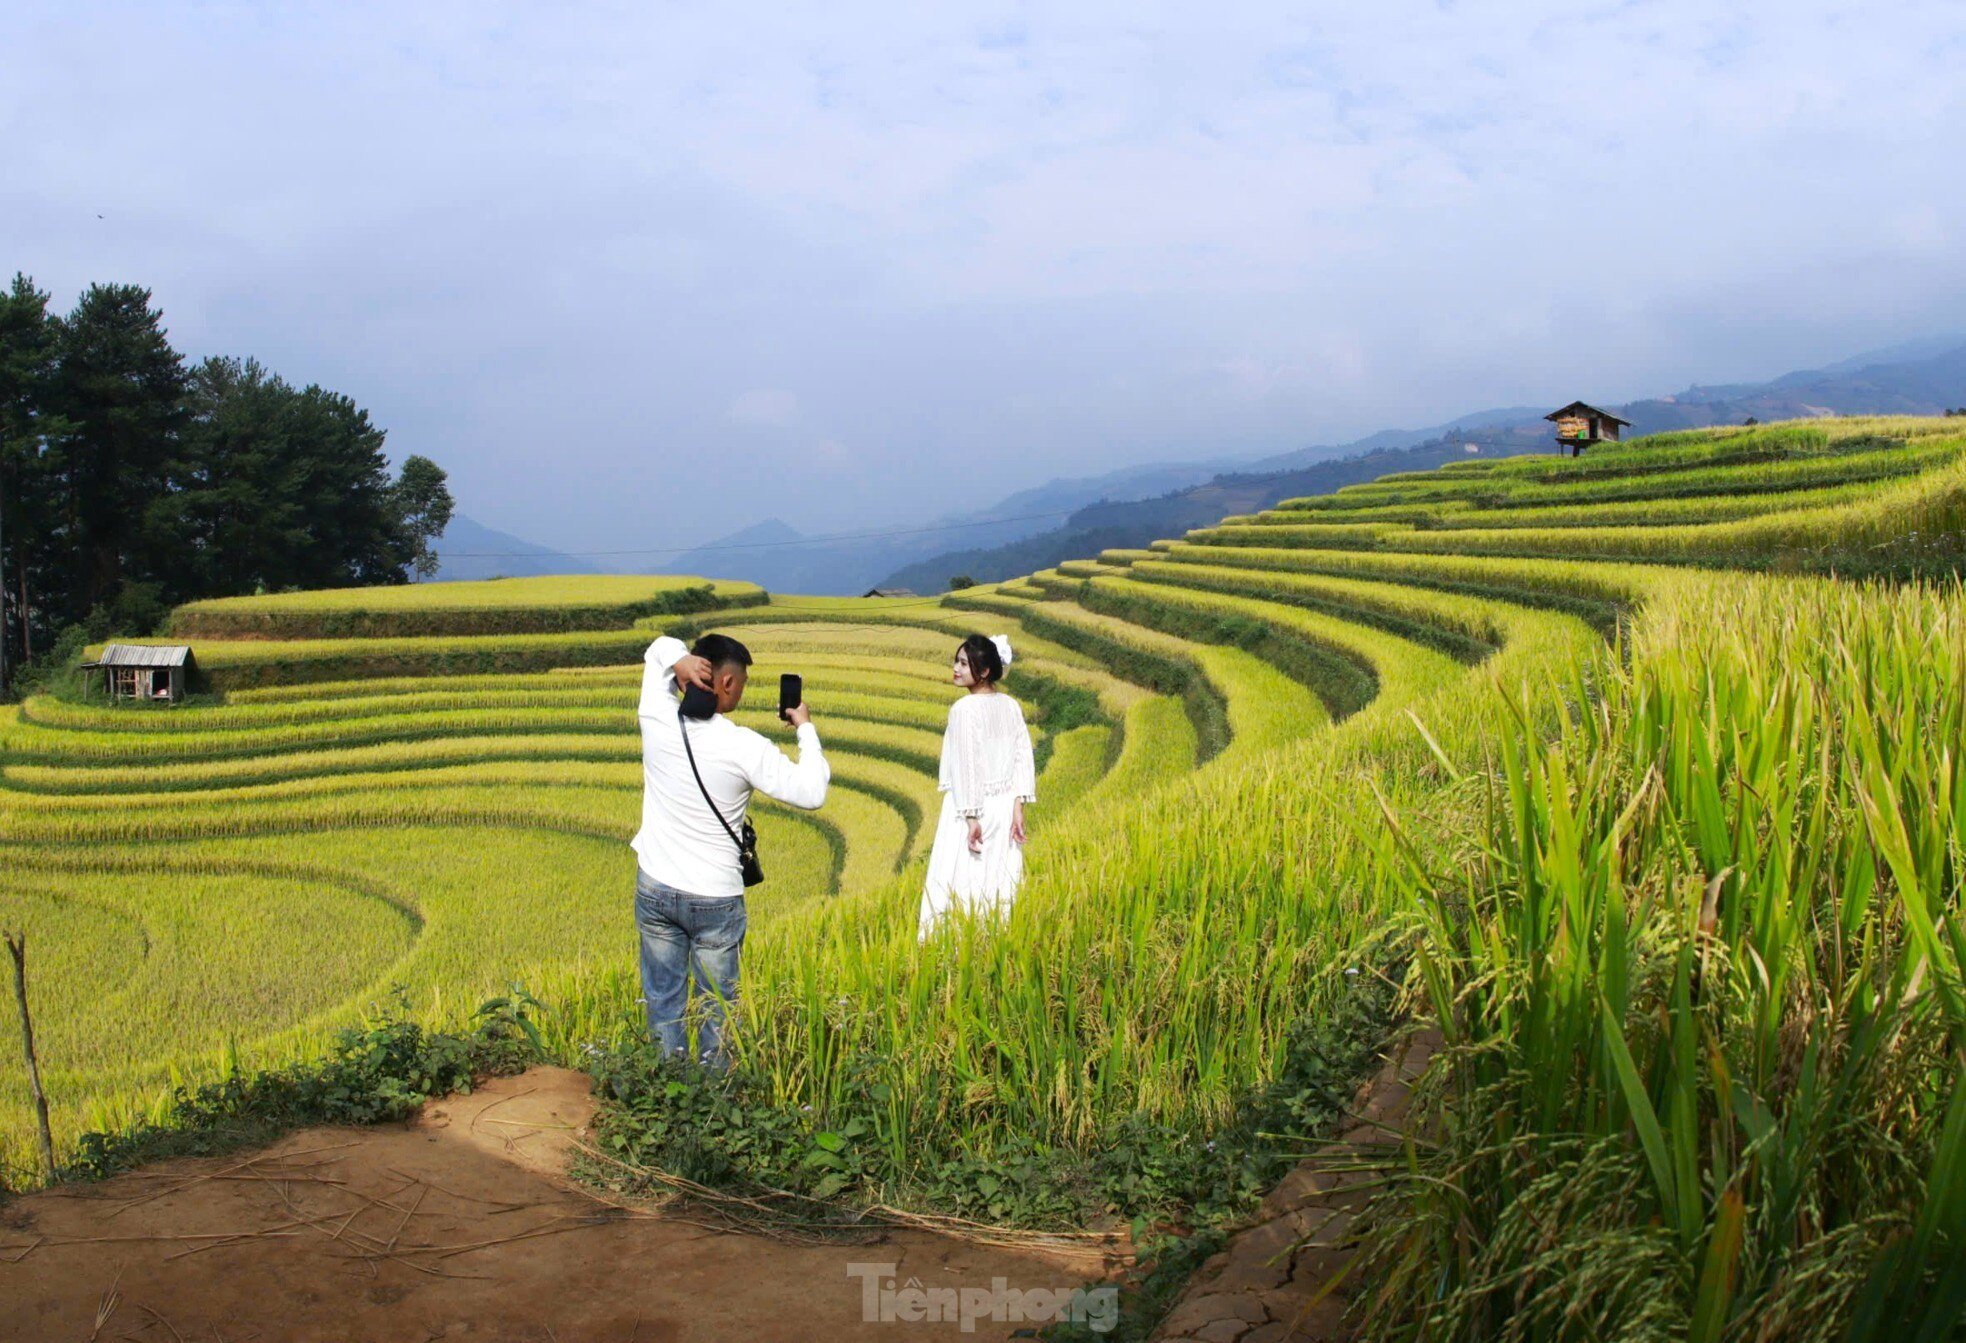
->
<box><xmin>1546</xmin><ymin>401</ymin><xmax>1631</xmax><ymax>456</ymax></box>
<box><xmin>82</xmin><ymin>644</ymin><xmax>195</xmax><ymax>703</ymax></box>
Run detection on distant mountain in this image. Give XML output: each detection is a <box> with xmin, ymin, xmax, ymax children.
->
<box><xmin>879</xmin><ymin>335</ymin><xmax>1966</xmax><ymax>593</ymax></box>
<box><xmin>675</xmin><ymin>518</ymin><xmax>807</xmax><ymax>558</ymax></box>
<box><xmin>643</xmin><ymin>459</ymin><xmax>1242</xmax><ymax>596</ymax></box>
<box><xmin>879</xmin><ymin>438</ymin><xmax>1493</xmax><ymax>593</ymax></box>
<box><xmin>1813</xmin><ymin>334</ymin><xmax>1966</xmax><ymax>376</ymax></box>
<box><xmin>431</xmin><ymin>334</ymin><xmax>1966</xmax><ymax>596</ymax></box>
<box><xmin>1245</xmin><ymin>405</ymin><xmax>1550</xmax><ymax>472</ymax></box>
<box><xmin>973</xmin><ymin>458</ymin><xmax>1244</xmax><ymax>518</ymax></box>
<box><xmin>426</xmin><ymin>460</ymin><xmax>1235</xmax><ymax>595</ymax></box>
<box><xmin>652</xmin><ymin>519</ymin><xmax>825</xmax><ymax>593</ymax></box>
<box><xmin>432</xmin><ymin>513</ymin><xmax>596</xmax><ymax>581</ymax></box>
<box><xmin>1617</xmin><ymin>339</ymin><xmax>1966</xmax><ymax>430</ymax></box>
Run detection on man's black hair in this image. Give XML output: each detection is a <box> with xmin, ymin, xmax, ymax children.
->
<box><xmin>957</xmin><ymin>633</ymin><xmax>1004</xmax><ymax>684</ymax></box>
<box><xmin>692</xmin><ymin>633</ymin><xmax>753</xmax><ymax>671</ymax></box>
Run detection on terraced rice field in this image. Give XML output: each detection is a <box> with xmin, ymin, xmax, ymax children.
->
<box><xmin>0</xmin><ymin>583</ymin><xmax>1168</xmax><ymax>1148</ymax></box>
<box><xmin>4</xmin><ymin>417</ymin><xmax>1963</xmax><ymax>1336</ymax></box>
<box><xmin>169</xmin><ymin>574</ymin><xmax>766</xmax><ymax>639</ymax></box>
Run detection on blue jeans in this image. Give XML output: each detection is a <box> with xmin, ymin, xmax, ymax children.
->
<box><xmin>633</xmin><ymin>869</ymin><xmax>747</xmax><ymax>1070</ymax></box>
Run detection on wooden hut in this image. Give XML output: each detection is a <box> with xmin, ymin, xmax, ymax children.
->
<box><xmin>83</xmin><ymin>644</ymin><xmax>195</xmax><ymax>703</ymax></box>
<box><xmin>1545</xmin><ymin>401</ymin><xmax>1631</xmax><ymax>456</ymax></box>
<box><xmin>862</xmin><ymin>588</ymin><xmax>919</xmax><ymax>599</ymax></box>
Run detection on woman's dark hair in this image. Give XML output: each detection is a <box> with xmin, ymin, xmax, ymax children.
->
<box><xmin>956</xmin><ymin>633</ymin><xmax>1004</xmax><ymax>684</ymax></box>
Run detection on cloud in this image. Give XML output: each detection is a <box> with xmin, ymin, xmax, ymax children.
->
<box><xmin>729</xmin><ymin>389</ymin><xmax>801</xmax><ymax>428</ymax></box>
<box><xmin>3</xmin><ymin>0</ymin><xmax>1961</xmax><ymax>551</ymax></box>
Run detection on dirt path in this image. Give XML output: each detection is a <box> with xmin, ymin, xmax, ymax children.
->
<box><xmin>0</xmin><ymin>1068</ymin><xmax>1129</xmax><ymax>1342</ymax></box>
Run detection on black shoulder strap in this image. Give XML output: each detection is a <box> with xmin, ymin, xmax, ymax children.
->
<box><xmin>678</xmin><ymin>707</ymin><xmax>747</xmax><ymax>855</ymax></box>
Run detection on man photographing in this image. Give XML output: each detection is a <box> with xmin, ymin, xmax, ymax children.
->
<box><xmin>633</xmin><ymin>632</ymin><xmax>827</xmax><ymax>1069</ymax></box>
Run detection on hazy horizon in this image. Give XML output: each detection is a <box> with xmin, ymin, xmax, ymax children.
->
<box><xmin>8</xmin><ymin>2</ymin><xmax>1963</xmax><ymax>554</ymax></box>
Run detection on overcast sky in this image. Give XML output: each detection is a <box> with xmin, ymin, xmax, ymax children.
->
<box><xmin>6</xmin><ymin>2</ymin><xmax>1963</xmax><ymax>554</ymax></box>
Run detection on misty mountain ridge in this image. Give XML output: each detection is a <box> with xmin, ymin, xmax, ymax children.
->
<box><xmin>1244</xmin><ymin>404</ymin><xmax>1551</xmax><ymax>471</ymax></box>
<box><xmin>879</xmin><ymin>334</ymin><xmax>1966</xmax><ymax>594</ymax></box>
<box><xmin>436</xmin><ymin>332</ymin><xmax>1966</xmax><ymax>593</ymax></box>
<box><xmin>432</xmin><ymin>513</ymin><xmax>598</xmax><ymax>581</ymax></box>
<box><xmin>635</xmin><ymin>459</ymin><xmax>1245</xmax><ymax>596</ymax></box>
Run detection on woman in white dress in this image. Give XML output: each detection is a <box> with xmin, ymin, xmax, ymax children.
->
<box><xmin>918</xmin><ymin>633</ymin><xmax>1038</xmax><ymax>937</ymax></box>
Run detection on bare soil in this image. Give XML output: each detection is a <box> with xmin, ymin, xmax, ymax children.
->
<box><xmin>1150</xmin><ymin>1029</ymin><xmax>1439</xmax><ymax>1343</ymax></box>
<box><xmin>0</xmin><ymin>1067</ymin><xmax>1129</xmax><ymax>1342</ymax></box>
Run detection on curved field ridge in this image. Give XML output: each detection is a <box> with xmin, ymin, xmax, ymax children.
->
<box><xmin>170</xmin><ymin>574</ymin><xmax>766</xmax><ymax>639</ymax></box>
<box><xmin>4</xmin><ymin>417</ymin><xmax>1963</xmax><ymax>1337</ymax></box>
<box><xmin>3</xmin><ymin>594</ymin><xmax>1160</xmax><ymax>1160</ymax></box>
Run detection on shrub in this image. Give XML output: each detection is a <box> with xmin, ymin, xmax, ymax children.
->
<box><xmin>65</xmin><ymin>991</ymin><xmax>544</xmax><ymax>1179</ymax></box>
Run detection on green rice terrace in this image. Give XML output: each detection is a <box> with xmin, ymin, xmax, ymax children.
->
<box><xmin>3</xmin><ymin>416</ymin><xmax>1963</xmax><ymax>1338</ymax></box>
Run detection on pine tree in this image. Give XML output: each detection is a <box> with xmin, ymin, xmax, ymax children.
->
<box><xmin>0</xmin><ymin>275</ymin><xmax>65</xmax><ymax>680</ymax></box>
<box><xmin>0</xmin><ymin>275</ymin><xmax>457</xmax><ymax>659</ymax></box>
<box><xmin>46</xmin><ymin>283</ymin><xmax>186</xmax><ymax>620</ymax></box>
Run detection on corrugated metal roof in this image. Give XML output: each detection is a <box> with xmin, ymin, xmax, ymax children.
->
<box><xmin>1544</xmin><ymin>401</ymin><xmax>1632</xmax><ymax>426</ymax></box>
<box><xmin>97</xmin><ymin>643</ymin><xmax>193</xmax><ymax>667</ymax></box>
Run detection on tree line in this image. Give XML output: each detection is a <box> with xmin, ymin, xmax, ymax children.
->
<box><xmin>0</xmin><ymin>274</ymin><xmax>453</xmax><ymax>690</ymax></box>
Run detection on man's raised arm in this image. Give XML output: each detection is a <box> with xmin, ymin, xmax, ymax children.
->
<box><xmin>638</xmin><ymin>635</ymin><xmax>690</xmax><ymax>717</ymax></box>
<box><xmin>747</xmin><ymin>720</ymin><xmax>829</xmax><ymax>810</ymax></box>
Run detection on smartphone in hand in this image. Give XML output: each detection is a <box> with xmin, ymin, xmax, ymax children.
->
<box><xmin>778</xmin><ymin>673</ymin><xmax>802</xmax><ymax>721</ymax></box>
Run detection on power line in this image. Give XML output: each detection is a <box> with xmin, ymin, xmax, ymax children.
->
<box><xmin>437</xmin><ymin>507</ymin><xmax>1079</xmax><ymax>560</ymax></box>
<box><xmin>777</xmin><ymin>597</ymin><xmax>960</xmax><ymax>610</ymax></box>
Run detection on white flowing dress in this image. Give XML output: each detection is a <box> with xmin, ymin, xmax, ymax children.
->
<box><xmin>919</xmin><ymin>692</ymin><xmax>1038</xmax><ymax>936</ymax></box>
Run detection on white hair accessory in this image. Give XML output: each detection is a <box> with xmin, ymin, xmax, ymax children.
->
<box><xmin>989</xmin><ymin>634</ymin><xmax>1014</xmax><ymax>667</ymax></box>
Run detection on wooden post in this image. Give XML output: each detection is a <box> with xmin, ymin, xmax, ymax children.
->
<box><xmin>0</xmin><ymin>460</ymin><xmax>8</xmax><ymax>696</ymax></box>
<box><xmin>5</xmin><ymin>931</ymin><xmax>57</xmax><ymax>1182</ymax></box>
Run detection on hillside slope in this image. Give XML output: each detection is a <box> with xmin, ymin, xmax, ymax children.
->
<box><xmin>884</xmin><ymin>338</ymin><xmax>1966</xmax><ymax>593</ymax></box>
<box><xmin>4</xmin><ymin>417</ymin><xmax>1961</xmax><ymax>1339</ymax></box>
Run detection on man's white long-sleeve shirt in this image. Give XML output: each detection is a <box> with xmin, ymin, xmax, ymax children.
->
<box><xmin>632</xmin><ymin>636</ymin><xmax>829</xmax><ymax>897</ymax></box>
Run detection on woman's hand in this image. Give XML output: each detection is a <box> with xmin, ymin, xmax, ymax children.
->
<box><xmin>967</xmin><ymin>817</ymin><xmax>984</xmax><ymax>855</ymax></box>
<box><xmin>1011</xmin><ymin>801</ymin><xmax>1027</xmax><ymax>845</ymax></box>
